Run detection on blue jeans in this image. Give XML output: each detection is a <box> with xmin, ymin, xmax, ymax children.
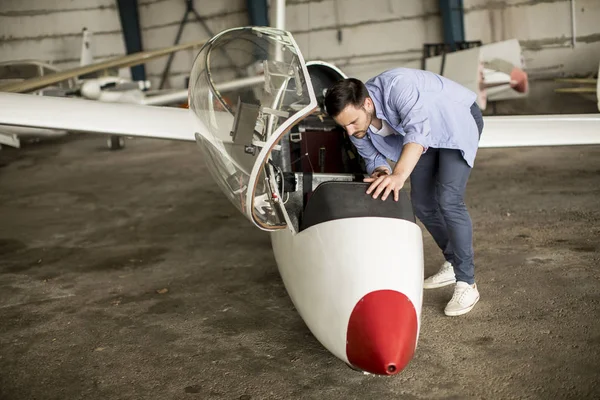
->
<box><xmin>409</xmin><ymin>103</ymin><xmax>483</xmax><ymax>285</ymax></box>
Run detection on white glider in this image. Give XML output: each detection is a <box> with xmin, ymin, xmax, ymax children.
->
<box><xmin>1</xmin><ymin>26</ymin><xmax>599</xmax><ymax>376</ymax></box>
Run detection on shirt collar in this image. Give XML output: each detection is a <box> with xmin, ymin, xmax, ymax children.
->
<box><xmin>366</xmin><ymin>84</ymin><xmax>386</xmax><ymax>121</ymax></box>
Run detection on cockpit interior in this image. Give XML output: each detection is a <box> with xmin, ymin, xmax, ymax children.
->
<box><xmin>187</xmin><ymin>27</ymin><xmax>413</xmax><ymax>234</ymax></box>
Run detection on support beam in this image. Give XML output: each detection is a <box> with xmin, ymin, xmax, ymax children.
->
<box><xmin>116</xmin><ymin>0</ymin><xmax>146</xmax><ymax>82</ymax></box>
<box><xmin>439</xmin><ymin>0</ymin><xmax>465</xmax><ymax>51</ymax></box>
<box><xmin>247</xmin><ymin>0</ymin><xmax>269</xmax><ymax>26</ymax></box>
<box><xmin>271</xmin><ymin>0</ymin><xmax>286</xmax><ymax>30</ymax></box>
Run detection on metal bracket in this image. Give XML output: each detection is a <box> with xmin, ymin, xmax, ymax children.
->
<box><xmin>252</xmin><ymin>140</ymin><xmax>281</xmax><ymax>151</ymax></box>
<box><xmin>262</xmin><ymin>107</ymin><xmax>290</xmax><ymax>118</ymax></box>
<box><xmin>290</xmin><ymin>132</ymin><xmax>302</xmax><ymax>143</ymax></box>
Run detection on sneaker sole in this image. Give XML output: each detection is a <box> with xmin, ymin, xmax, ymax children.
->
<box><xmin>423</xmin><ymin>278</ymin><xmax>456</xmax><ymax>289</ymax></box>
<box><xmin>444</xmin><ymin>295</ymin><xmax>480</xmax><ymax>316</ymax></box>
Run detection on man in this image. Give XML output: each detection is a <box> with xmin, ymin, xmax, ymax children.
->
<box><xmin>324</xmin><ymin>67</ymin><xmax>484</xmax><ymax>316</ymax></box>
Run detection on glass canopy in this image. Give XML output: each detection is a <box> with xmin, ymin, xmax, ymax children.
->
<box><xmin>188</xmin><ymin>27</ymin><xmax>317</xmax><ymax>230</ymax></box>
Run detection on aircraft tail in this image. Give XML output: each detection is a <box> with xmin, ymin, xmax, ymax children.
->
<box><xmin>424</xmin><ymin>39</ymin><xmax>529</xmax><ymax>110</ymax></box>
<box><xmin>80</xmin><ymin>28</ymin><xmax>94</xmax><ymax>66</ymax></box>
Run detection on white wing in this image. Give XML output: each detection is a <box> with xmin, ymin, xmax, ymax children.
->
<box><xmin>0</xmin><ymin>92</ymin><xmax>196</xmax><ymax>142</ymax></box>
<box><xmin>480</xmin><ymin>114</ymin><xmax>600</xmax><ymax>147</ymax></box>
<box><xmin>1</xmin><ymin>92</ymin><xmax>599</xmax><ymax>148</ymax></box>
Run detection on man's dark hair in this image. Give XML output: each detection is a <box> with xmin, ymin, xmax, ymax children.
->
<box><xmin>324</xmin><ymin>78</ymin><xmax>369</xmax><ymax>117</ymax></box>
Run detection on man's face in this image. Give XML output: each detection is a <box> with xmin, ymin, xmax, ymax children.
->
<box><xmin>333</xmin><ymin>98</ymin><xmax>373</xmax><ymax>139</ymax></box>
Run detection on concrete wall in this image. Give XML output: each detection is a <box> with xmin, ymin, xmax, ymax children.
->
<box><xmin>287</xmin><ymin>0</ymin><xmax>443</xmax><ymax>81</ymax></box>
<box><xmin>0</xmin><ymin>0</ymin><xmax>442</xmax><ymax>88</ymax></box>
<box><xmin>464</xmin><ymin>0</ymin><xmax>600</xmax><ymax>114</ymax></box>
<box><xmin>2</xmin><ymin>0</ymin><xmax>597</xmax><ymax>114</ymax></box>
<box><xmin>0</xmin><ymin>0</ymin><xmax>125</xmax><ymax>70</ymax></box>
<box><xmin>0</xmin><ymin>0</ymin><xmax>248</xmax><ymax>89</ymax></box>
<box><xmin>137</xmin><ymin>0</ymin><xmax>248</xmax><ymax>88</ymax></box>
<box><xmin>288</xmin><ymin>0</ymin><xmax>599</xmax><ymax>115</ymax></box>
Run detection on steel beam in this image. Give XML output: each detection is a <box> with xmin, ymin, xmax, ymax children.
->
<box><xmin>116</xmin><ymin>0</ymin><xmax>146</xmax><ymax>82</ymax></box>
<box><xmin>439</xmin><ymin>0</ymin><xmax>465</xmax><ymax>51</ymax></box>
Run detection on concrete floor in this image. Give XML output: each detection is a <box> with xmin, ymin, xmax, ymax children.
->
<box><xmin>0</xmin><ymin>135</ymin><xmax>599</xmax><ymax>400</ymax></box>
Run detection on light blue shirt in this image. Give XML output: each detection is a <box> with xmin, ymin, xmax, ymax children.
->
<box><xmin>349</xmin><ymin>67</ymin><xmax>480</xmax><ymax>175</ymax></box>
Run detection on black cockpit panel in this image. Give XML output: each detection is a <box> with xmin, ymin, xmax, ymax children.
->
<box><xmin>299</xmin><ymin>181</ymin><xmax>415</xmax><ymax>231</ymax></box>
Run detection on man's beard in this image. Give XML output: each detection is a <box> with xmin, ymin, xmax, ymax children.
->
<box><xmin>366</xmin><ymin>108</ymin><xmax>374</xmax><ymax>128</ymax></box>
<box><xmin>354</xmin><ymin>107</ymin><xmax>373</xmax><ymax>139</ymax></box>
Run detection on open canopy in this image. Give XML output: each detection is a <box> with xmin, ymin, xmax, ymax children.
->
<box><xmin>188</xmin><ymin>27</ymin><xmax>317</xmax><ymax>231</ymax></box>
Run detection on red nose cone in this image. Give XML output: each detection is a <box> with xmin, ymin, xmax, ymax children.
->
<box><xmin>346</xmin><ymin>290</ymin><xmax>418</xmax><ymax>375</ymax></box>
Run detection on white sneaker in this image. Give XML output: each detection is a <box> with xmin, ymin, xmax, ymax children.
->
<box><xmin>444</xmin><ymin>281</ymin><xmax>480</xmax><ymax>316</ymax></box>
<box><xmin>423</xmin><ymin>261</ymin><xmax>456</xmax><ymax>289</ymax></box>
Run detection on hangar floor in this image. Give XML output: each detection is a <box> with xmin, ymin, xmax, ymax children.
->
<box><xmin>1</xmin><ymin>135</ymin><xmax>599</xmax><ymax>399</ymax></box>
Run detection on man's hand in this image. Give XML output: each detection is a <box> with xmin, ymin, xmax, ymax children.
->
<box><xmin>363</xmin><ymin>173</ymin><xmax>406</xmax><ymax>201</ymax></box>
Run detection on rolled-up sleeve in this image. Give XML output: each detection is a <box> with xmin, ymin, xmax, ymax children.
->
<box><xmin>349</xmin><ymin>135</ymin><xmax>389</xmax><ymax>176</ymax></box>
<box><xmin>388</xmin><ymin>78</ymin><xmax>431</xmax><ymax>152</ymax></box>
